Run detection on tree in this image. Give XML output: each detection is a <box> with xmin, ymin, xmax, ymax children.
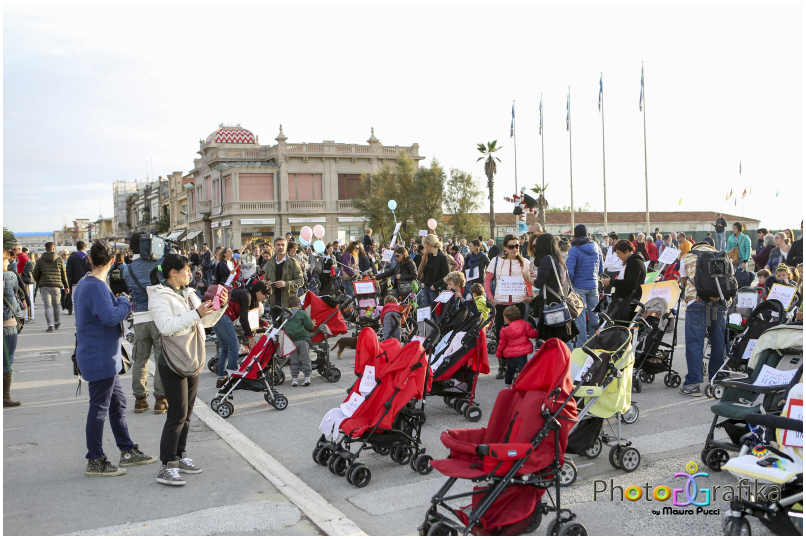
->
<box><xmin>444</xmin><ymin>168</ymin><xmax>483</xmax><ymax>238</ymax></box>
<box><xmin>3</xmin><ymin>228</ymin><xmax>17</xmax><ymax>250</ymax></box>
<box><xmin>354</xmin><ymin>153</ymin><xmax>445</xmax><ymax>245</ymax></box>
<box><xmin>477</xmin><ymin>141</ymin><xmax>503</xmax><ymax>240</ymax></box>
<box><xmin>156</xmin><ymin>205</ymin><xmax>170</xmax><ymax>234</ymax></box>
<box><xmin>529</xmin><ymin>183</ymin><xmax>549</xmax><ymax>230</ymax></box>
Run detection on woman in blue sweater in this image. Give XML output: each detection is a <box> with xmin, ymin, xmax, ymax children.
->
<box><xmin>74</xmin><ymin>242</ymin><xmax>157</xmax><ymax>477</ymax></box>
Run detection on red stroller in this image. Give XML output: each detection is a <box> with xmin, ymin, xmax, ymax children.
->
<box><xmin>312</xmin><ymin>326</ymin><xmax>437</xmax><ymax>488</ymax></box>
<box><xmin>420</xmin><ymin>339</ymin><xmax>587</xmax><ymax>536</ymax></box>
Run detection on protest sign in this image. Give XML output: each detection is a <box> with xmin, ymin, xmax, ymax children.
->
<box><xmin>658</xmin><ymin>247</ymin><xmax>681</xmax><ymax>265</ymax></box>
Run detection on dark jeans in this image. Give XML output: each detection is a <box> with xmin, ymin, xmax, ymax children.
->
<box><xmin>418</xmin><ymin>287</ymin><xmax>440</xmax><ymax>307</ymax></box>
<box><xmin>3</xmin><ymin>326</ymin><xmax>18</xmax><ymax>373</ymax></box>
<box><xmin>505</xmin><ymin>354</ymin><xmax>528</xmax><ymax>385</ymax></box>
<box><xmin>158</xmin><ymin>364</ymin><xmax>200</xmax><ymax>464</ymax></box>
<box><xmin>214</xmin><ymin>314</ymin><xmax>239</xmax><ymax>376</ymax></box>
<box><xmin>85</xmin><ymin>374</ymin><xmax>135</xmax><ymax>460</ymax></box>
<box><xmin>684</xmin><ymin>300</ymin><xmax>727</xmax><ymax>388</ymax></box>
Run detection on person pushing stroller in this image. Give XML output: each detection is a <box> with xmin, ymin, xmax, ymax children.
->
<box><xmin>495</xmin><ymin>305</ymin><xmax>539</xmax><ymax>386</ymax></box>
<box><xmin>284</xmin><ymin>296</ymin><xmax>316</xmax><ymax>387</ymax></box>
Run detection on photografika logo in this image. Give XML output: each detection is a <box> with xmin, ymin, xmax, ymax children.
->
<box><xmin>671</xmin><ymin>461</ymin><xmax>711</xmax><ymax>508</ymax></box>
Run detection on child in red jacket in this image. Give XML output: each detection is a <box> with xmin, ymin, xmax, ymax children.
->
<box><xmin>496</xmin><ymin>305</ymin><xmax>539</xmax><ymax>385</ymax></box>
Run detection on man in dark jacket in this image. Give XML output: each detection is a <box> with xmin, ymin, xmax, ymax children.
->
<box><xmin>520</xmin><ymin>223</ymin><xmax>543</xmax><ymax>257</ymax></box>
<box><xmin>65</xmin><ymin>241</ymin><xmax>91</xmax><ymax>315</ymax></box>
<box><xmin>33</xmin><ymin>242</ymin><xmax>69</xmax><ymax>332</ymax></box>
<box><xmin>786</xmin><ymin>220</ymin><xmax>803</xmax><ymax>267</ymax></box>
<box><xmin>712</xmin><ymin>213</ymin><xmax>728</xmax><ymax>251</ymax></box>
<box><xmin>200</xmin><ymin>243</ymin><xmax>213</xmax><ymax>281</ymax></box>
<box><xmin>566</xmin><ymin>224</ymin><xmax>604</xmax><ymax>347</ymax></box>
<box><xmin>188</xmin><ymin>247</ymin><xmax>201</xmax><ymax>268</ymax></box>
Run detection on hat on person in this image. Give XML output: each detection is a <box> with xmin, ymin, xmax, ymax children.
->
<box><xmin>574</xmin><ymin>224</ymin><xmax>588</xmax><ymax>238</ymax></box>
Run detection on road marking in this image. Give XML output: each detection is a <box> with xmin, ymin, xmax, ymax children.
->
<box><xmin>627</xmin><ymin>422</ymin><xmax>728</xmax><ymax>456</ymax></box>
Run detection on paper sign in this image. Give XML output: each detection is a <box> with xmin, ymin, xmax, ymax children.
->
<box><xmin>417</xmin><ymin>307</ymin><xmax>431</xmax><ymax>322</ymax></box>
<box><xmin>358</xmin><ymin>365</ymin><xmax>377</xmax><ymax>394</ymax></box>
<box><xmin>498</xmin><ymin>276</ymin><xmax>526</xmax><ymax>296</ymax></box>
<box><xmin>393</xmin><ymin>222</ymin><xmax>402</xmax><ymax>235</ymax></box>
<box><xmin>741</xmin><ymin>339</ymin><xmax>758</xmax><ymax>360</ymax></box>
<box><xmin>247</xmin><ymin>308</ymin><xmax>259</xmax><ymax>331</ymax></box>
<box><xmin>644</xmin><ymin>272</ymin><xmax>658</xmax><ymax>284</ymax></box>
<box><xmin>648</xmin><ymin>287</ymin><xmax>673</xmax><ymax>305</ymax></box>
<box><xmin>419</xmin><ymin>230</ymin><xmax>427</xmax><ymax>237</ymax></box>
<box><xmin>436</xmin><ymin>290</ymin><xmax>454</xmax><ymax>303</ymax></box>
<box><xmin>574</xmin><ymin>356</ymin><xmax>595</xmax><ymax>382</ymax></box>
<box><xmin>736</xmin><ymin>292</ymin><xmax>758</xmax><ymax>310</ymax></box>
<box><xmin>353</xmin><ymin>281</ymin><xmax>376</xmax><ymax>295</ymax></box>
<box><xmin>350</xmin><ymin>236</ymin><xmax>355</xmax><ymax>241</ymax></box>
<box><xmin>340</xmin><ymin>392</ymin><xmax>365</xmax><ymax>417</ymax></box>
<box><xmin>782</xmin><ymin>399</ymin><xmax>803</xmax><ymax>447</ymax></box>
<box><xmin>464</xmin><ymin>266</ymin><xmax>480</xmax><ymax>281</ymax></box>
<box><xmin>381</xmin><ymin>249</ymin><xmax>394</xmax><ymax>262</ymax></box>
<box><xmin>225</xmin><ymin>273</ymin><xmax>235</xmax><ymax>286</ymax></box>
<box><xmin>753</xmin><ymin>365</ymin><xmax>798</xmax><ymax>387</ymax></box>
<box><xmin>767</xmin><ymin>284</ymin><xmax>797</xmax><ymax>309</ymax></box>
<box><xmin>411</xmin><ymin>335</ymin><xmax>426</xmax><ymax>344</ymax></box>
<box><xmin>658</xmin><ymin>247</ymin><xmax>682</xmax><ymax>265</ymax></box>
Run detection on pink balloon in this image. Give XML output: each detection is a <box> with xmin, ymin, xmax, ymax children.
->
<box><xmin>300</xmin><ymin>226</ymin><xmax>313</xmax><ymax>242</ymax></box>
<box><xmin>427</xmin><ymin>218</ymin><xmax>437</xmax><ymax>230</ymax></box>
<box><xmin>313</xmin><ymin>224</ymin><xmax>326</xmax><ymax>239</ymax></box>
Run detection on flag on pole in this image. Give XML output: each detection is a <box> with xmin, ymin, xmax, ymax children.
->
<box><xmin>598</xmin><ymin>74</ymin><xmax>603</xmax><ymax>112</ymax></box>
<box><xmin>566</xmin><ymin>90</ymin><xmax>570</xmax><ymax>131</ymax></box>
<box><xmin>639</xmin><ymin>65</ymin><xmax>644</xmax><ymax>112</ymax></box>
<box><xmin>742</xmin><ymin>188</ymin><xmax>747</xmax><ymax>199</ymax></box>
<box><xmin>539</xmin><ymin>96</ymin><xmax>543</xmax><ymax>136</ymax></box>
<box><xmin>739</xmin><ymin>161</ymin><xmax>742</xmax><ymax>175</ymax></box>
<box><xmin>510</xmin><ymin>101</ymin><xmax>515</xmax><ymax>138</ymax></box>
<box><xmin>678</xmin><ymin>198</ymin><xmax>682</xmax><ymax>205</ymax></box>
<box><xmin>776</xmin><ymin>189</ymin><xmax>779</xmax><ymax>197</ymax></box>
<box><xmin>729</xmin><ymin>188</ymin><xmax>733</xmax><ymax>198</ymax></box>
<box><xmin>725</xmin><ymin>192</ymin><xmax>730</xmax><ymax>201</ymax></box>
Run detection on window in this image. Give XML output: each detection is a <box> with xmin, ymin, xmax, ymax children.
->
<box><xmin>224</xmin><ymin>175</ymin><xmax>232</xmax><ymax>203</ymax></box>
<box><xmin>240</xmin><ymin>173</ymin><xmax>274</xmax><ymax>201</ymax></box>
<box><xmin>189</xmin><ymin>191</ymin><xmax>194</xmax><ymax>211</ymax></box>
<box><xmin>204</xmin><ymin>176</ymin><xmax>211</xmax><ymax>200</ymax></box>
<box><xmin>338</xmin><ymin>174</ymin><xmax>362</xmax><ymax>200</ymax></box>
<box><xmin>287</xmin><ymin>173</ymin><xmax>323</xmax><ymax>200</ymax></box>
<box><xmin>212</xmin><ymin>178</ymin><xmax>219</xmax><ymax>206</ymax></box>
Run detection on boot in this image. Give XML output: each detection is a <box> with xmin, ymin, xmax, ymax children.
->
<box><xmin>153</xmin><ymin>396</ymin><xmax>169</xmax><ymax>415</ymax></box>
<box><xmin>3</xmin><ymin>373</ymin><xmax>20</xmax><ymax>407</ymax></box>
<box><xmin>495</xmin><ymin>359</ymin><xmax>506</xmax><ymax>380</ymax></box>
<box><xmin>134</xmin><ymin>396</ymin><xmax>149</xmax><ymax>413</ymax></box>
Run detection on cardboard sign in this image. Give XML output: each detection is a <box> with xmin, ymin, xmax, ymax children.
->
<box><xmin>741</xmin><ymin>339</ymin><xmax>758</xmax><ymax>360</ymax></box>
<box><xmin>381</xmin><ymin>249</ymin><xmax>394</xmax><ymax>262</ymax></box>
<box><xmin>464</xmin><ymin>266</ymin><xmax>480</xmax><ymax>281</ymax></box>
<box><xmin>417</xmin><ymin>307</ymin><xmax>431</xmax><ymax>322</ymax></box>
<box><xmin>340</xmin><ymin>392</ymin><xmax>365</xmax><ymax>417</ymax></box>
<box><xmin>419</xmin><ymin>230</ymin><xmax>427</xmax><ymax>237</ymax></box>
<box><xmin>767</xmin><ymin>284</ymin><xmax>797</xmax><ymax>309</ymax></box>
<box><xmin>658</xmin><ymin>247</ymin><xmax>681</xmax><ymax>265</ymax></box>
<box><xmin>358</xmin><ymin>365</ymin><xmax>377</xmax><ymax>394</ymax></box>
<box><xmin>498</xmin><ymin>276</ymin><xmax>526</xmax><ymax>296</ymax></box>
<box><xmin>353</xmin><ymin>281</ymin><xmax>376</xmax><ymax>295</ymax></box>
<box><xmin>753</xmin><ymin>365</ymin><xmax>798</xmax><ymax>387</ymax></box>
<box><xmin>782</xmin><ymin>398</ymin><xmax>803</xmax><ymax>447</ymax></box>
<box><xmin>393</xmin><ymin>222</ymin><xmax>402</xmax><ymax>235</ymax></box>
<box><xmin>736</xmin><ymin>292</ymin><xmax>758</xmax><ymax>310</ymax></box>
<box><xmin>435</xmin><ymin>290</ymin><xmax>454</xmax><ymax>303</ymax></box>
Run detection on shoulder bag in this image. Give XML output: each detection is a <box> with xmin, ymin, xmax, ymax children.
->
<box><xmin>3</xmin><ymin>296</ymin><xmax>24</xmax><ymax>334</ymax></box>
<box><xmin>542</xmin><ymin>257</ymin><xmax>585</xmax><ymax>327</ymax></box>
<box><xmin>160</xmin><ymin>289</ymin><xmax>205</xmax><ymax>377</ymax></box>
<box><xmin>489</xmin><ymin>257</ymin><xmax>500</xmax><ymax>296</ymax></box>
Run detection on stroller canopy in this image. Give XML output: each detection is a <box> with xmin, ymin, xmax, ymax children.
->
<box><xmin>304</xmin><ymin>291</ymin><xmax>348</xmax><ymax>343</ymax></box>
<box><xmin>570</xmin><ymin>326</ymin><xmax>634</xmax><ymax>418</ymax></box>
<box><xmin>747</xmin><ymin>324</ymin><xmax>803</xmax><ymax>372</ymax></box>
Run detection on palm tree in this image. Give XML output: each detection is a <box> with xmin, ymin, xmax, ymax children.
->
<box><xmin>529</xmin><ymin>183</ymin><xmax>549</xmax><ymax>230</ymax></box>
<box><xmin>476</xmin><ymin>141</ymin><xmax>503</xmax><ymax>240</ymax></box>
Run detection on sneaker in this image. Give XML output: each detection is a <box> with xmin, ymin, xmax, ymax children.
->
<box><xmin>679</xmin><ymin>386</ymin><xmax>702</xmax><ymax>397</ymax></box>
<box><xmin>177</xmin><ymin>452</ymin><xmax>202</xmax><ymax>474</ymax></box>
<box><xmin>134</xmin><ymin>396</ymin><xmax>149</xmax><ymax>413</ymax></box>
<box><xmin>291</xmin><ymin>378</ymin><xmax>298</xmax><ymax>387</ymax></box>
<box><xmin>156</xmin><ymin>462</ymin><xmax>186</xmax><ymax>486</ymax></box>
<box><xmin>86</xmin><ymin>455</ymin><xmax>127</xmax><ymax>477</ymax></box>
<box><xmin>495</xmin><ymin>371</ymin><xmax>505</xmax><ymax>380</ymax></box>
<box><xmin>302</xmin><ymin>377</ymin><xmax>311</xmax><ymax>386</ymax></box>
<box><xmin>46</xmin><ymin>326</ymin><xmax>54</xmax><ymax>333</ymax></box>
<box><xmin>119</xmin><ymin>445</ymin><xmax>158</xmax><ymax>467</ymax></box>
<box><xmin>54</xmin><ymin>322</ymin><xmax>60</xmax><ymax>330</ymax></box>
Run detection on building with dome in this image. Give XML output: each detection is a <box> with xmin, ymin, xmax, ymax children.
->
<box><xmin>172</xmin><ymin>124</ymin><xmax>424</xmax><ymax>249</ymax></box>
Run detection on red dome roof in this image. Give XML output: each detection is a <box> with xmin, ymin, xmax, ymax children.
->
<box><xmin>205</xmin><ymin>126</ymin><xmax>255</xmax><ymax>145</ymax></box>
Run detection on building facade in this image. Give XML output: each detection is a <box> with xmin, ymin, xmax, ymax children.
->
<box><xmin>112</xmin><ymin>179</ymin><xmax>147</xmax><ymax>241</ymax></box>
<box><xmin>177</xmin><ymin>124</ymin><xmax>423</xmax><ymax>250</ymax></box>
<box><xmin>125</xmin><ymin>179</ymin><xmax>170</xmax><ymax>237</ymax></box>
<box><xmin>16</xmin><ymin>234</ymin><xmax>54</xmax><ymax>254</ymax></box>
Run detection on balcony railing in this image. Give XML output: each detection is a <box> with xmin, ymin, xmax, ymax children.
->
<box><xmin>337</xmin><ymin>200</ymin><xmax>358</xmax><ymax>211</ymax></box>
<box><xmin>285</xmin><ymin>143</ymin><xmax>416</xmax><ymax>157</ymax></box>
<box><xmin>287</xmin><ymin>200</ymin><xmax>326</xmax><ymax>211</ymax></box>
<box><xmin>204</xmin><ymin>147</ymin><xmax>275</xmax><ymax>163</ymax></box>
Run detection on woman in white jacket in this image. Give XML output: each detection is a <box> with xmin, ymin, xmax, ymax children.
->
<box><xmin>149</xmin><ymin>254</ymin><xmax>227</xmax><ymax>486</ymax></box>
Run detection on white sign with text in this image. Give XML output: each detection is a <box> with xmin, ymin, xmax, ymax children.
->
<box><xmin>353</xmin><ymin>281</ymin><xmax>376</xmax><ymax>295</ymax></box>
<box><xmin>464</xmin><ymin>266</ymin><xmax>480</xmax><ymax>281</ymax></box>
<box><xmin>767</xmin><ymin>284</ymin><xmax>797</xmax><ymax>309</ymax></box>
<box><xmin>381</xmin><ymin>249</ymin><xmax>394</xmax><ymax>262</ymax></box>
<box><xmin>436</xmin><ymin>290</ymin><xmax>455</xmax><ymax>303</ymax></box>
<box><xmin>658</xmin><ymin>247</ymin><xmax>682</xmax><ymax>265</ymax></box>
<box><xmin>417</xmin><ymin>307</ymin><xmax>431</xmax><ymax>322</ymax></box>
<box><xmin>358</xmin><ymin>365</ymin><xmax>377</xmax><ymax>394</ymax></box>
<box><xmin>753</xmin><ymin>365</ymin><xmax>797</xmax><ymax>388</ymax></box>
<box><xmin>498</xmin><ymin>276</ymin><xmax>526</xmax><ymax>296</ymax></box>
<box><xmin>340</xmin><ymin>392</ymin><xmax>365</xmax><ymax>417</ymax></box>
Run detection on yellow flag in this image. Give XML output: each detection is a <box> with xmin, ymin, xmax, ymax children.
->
<box><xmin>678</xmin><ymin>198</ymin><xmax>682</xmax><ymax>205</ymax></box>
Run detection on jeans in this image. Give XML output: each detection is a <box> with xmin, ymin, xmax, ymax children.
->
<box><xmin>3</xmin><ymin>326</ymin><xmax>18</xmax><ymax>373</ymax></box>
<box><xmin>504</xmin><ymin>354</ymin><xmax>528</xmax><ymax>385</ymax></box>
<box><xmin>214</xmin><ymin>314</ymin><xmax>239</xmax><ymax>377</ymax></box>
<box><xmin>158</xmin><ymin>364</ymin><xmax>199</xmax><ymax>464</ymax></box>
<box><xmin>684</xmin><ymin>300</ymin><xmax>726</xmax><ymax>388</ymax></box>
<box><xmin>715</xmin><ymin>232</ymin><xmax>726</xmax><ymax>251</ymax></box>
<box><xmin>85</xmin><ymin>374</ymin><xmax>135</xmax><ymax>460</ymax></box>
<box><xmin>40</xmin><ymin>286</ymin><xmax>61</xmax><ymax>328</ymax></box>
<box><xmin>574</xmin><ymin>288</ymin><xmax>600</xmax><ymax>347</ymax></box>
<box><xmin>131</xmin><ymin>321</ymin><xmax>164</xmax><ymax>398</ymax></box>
<box><xmin>289</xmin><ymin>340</ymin><xmax>311</xmax><ymax>378</ymax></box>
<box><xmin>418</xmin><ymin>287</ymin><xmax>440</xmax><ymax>307</ymax></box>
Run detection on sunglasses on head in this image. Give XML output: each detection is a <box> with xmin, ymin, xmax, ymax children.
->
<box><xmin>506</xmin><ymin>243</ymin><xmax>520</xmax><ymax>249</ymax></box>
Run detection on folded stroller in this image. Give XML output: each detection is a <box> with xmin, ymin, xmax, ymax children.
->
<box><xmin>312</xmin><ymin>326</ymin><xmax>437</xmax><ymax>488</ymax></box>
<box><xmin>419</xmin><ymin>338</ymin><xmax>583</xmax><ymax>536</ymax></box>
<box><xmin>701</xmin><ymin>324</ymin><xmax>803</xmax><ymax>473</ymax></box>
<box><xmin>632</xmin><ymin>280</ymin><xmax>683</xmax><ymax>392</ymax></box>
<box><xmin>565</xmin><ymin>323</ymin><xmax>642</xmax><ymax>477</ymax></box>
<box><xmin>722</xmin><ymin>382</ymin><xmax>803</xmax><ymax>536</ymax></box>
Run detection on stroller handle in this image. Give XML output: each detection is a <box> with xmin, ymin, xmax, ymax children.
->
<box><xmin>423</xmin><ymin>318</ymin><xmax>442</xmax><ymax>345</ymax></box>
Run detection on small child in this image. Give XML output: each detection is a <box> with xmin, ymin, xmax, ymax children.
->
<box><xmin>470</xmin><ymin>283</ymin><xmax>490</xmax><ymax>321</ymax></box>
<box><xmin>440</xmin><ymin>272</ymin><xmax>467</xmax><ymax>323</ymax></box>
<box><xmin>380</xmin><ymin>295</ymin><xmax>402</xmax><ymax>341</ymax></box>
<box><xmin>496</xmin><ymin>305</ymin><xmax>539</xmax><ymax>385</ymax></box>
<box><xmin>756</xmin><ymin>269</ymin><xmax>770</xmax><ymax>289</ymax></box>
<box><xmin>768</xmin><ymin>265</ymin><xmax>798</xmax><ymax>292</ymax></box>
<box><xmin>284</xmin><ymin>296</ymin><xmax>316</xmax><ymax>387</ymax></box>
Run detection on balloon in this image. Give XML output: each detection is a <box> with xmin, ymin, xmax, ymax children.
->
<box><xmin>427</xmin><ymin>218</ymin><xmax>437</xmax><ymax>230</ymax></box>
<box><xmin>388</xmin><ymin>200</ymin><xmax>397</xmax><ymax>211</ymax></box>
<box><xmin>300</xmin><ymin>226</ymin><xmax>313</xmax><ymax>242</ymax></box>
<box><xmin>299</xmin><ymin>236</ymin><xmax>310</xmax><ymax>246</ymax></box>
<box><xmin>313</xmin><ymin>224</ymin><xmax>325</xmax><ymax>239</ymax></box>
<box><xmin>313</xmin><ymin>240</ymin><xmax>325</xmax><ymax>254</ymax></box>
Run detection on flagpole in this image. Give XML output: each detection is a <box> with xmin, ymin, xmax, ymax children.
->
<box><xmin>513</xmin><ymin>100</ymin><xmax>518</xmax><ymax>193</ymax></box>
<box><xmin>601</xmin><ymin>73</ymin><xmax>608</xmax><ymax>235</ymax></box>
<box><xmin>642</xmin><ymin>61</ymin><xmax>650</xmax><ymax>234</ymax></box>
<box><xmin>540</xmin><ymin>93</ymin><xmax>545</xmax><ymax>227</ymax></box>
<box><xmin>569</xmin><ymin>86</ymin><xmax>574</xmax><ymax>232</ymax></box>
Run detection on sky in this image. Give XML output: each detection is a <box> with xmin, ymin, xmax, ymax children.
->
<box><xmin>3</xmin><ymin>2</ymin><xmax>803</xmax><ymax>234</ymax></box>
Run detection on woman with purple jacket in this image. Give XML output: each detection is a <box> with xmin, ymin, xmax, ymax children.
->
<box><xmin>340</xmin><ymin>241</ymin><xmax>360</xmax><ymax>297</ymax></box>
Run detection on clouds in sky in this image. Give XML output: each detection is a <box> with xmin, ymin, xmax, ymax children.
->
<box><xmin>3</xmin><ymin>3</ymin><xmax>802</xmax><ymax>232</ymax></box>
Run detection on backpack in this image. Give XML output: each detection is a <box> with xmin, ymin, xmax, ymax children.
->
<box><xmin>692</xmin><ymin>249</ymin><xmax>738</xmax><ymax>302</ymax></box>
<box><xmin>313</xmin><ymin>256</ymin><xmax>324</xmax><ymax>275</ymax></box>
<box><xmin>109</xmin><ymin>264</ymin><xmax>125</xmax><ymax>283</ymax></box>
<box><xmin>21</xmin><ymin>259</ymin><xmax>34</xmax><ymax>285</ymax></box>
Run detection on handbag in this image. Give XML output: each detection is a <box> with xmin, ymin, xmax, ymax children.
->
<box><xmin>161</xmin><ymin>292</ymin><xmax>206</xmax><ymax>377</ymax></box>
<box><xmin>398</xmin><ymin>280</ymin><xmax>414</xmax><ymax>297</ymax></box>
<box><xmin>489</xmin><ymin>257</ymin><xmax>500</xmax><ymax>295</ymax></box>
<box><xmin>542</xmin><ymin>257</ymin><xmax>584</xmax><ymax>327</ymax></box>
<box><xmin>728</xmin><ymin>247</ymin><xmax>739</xmax><ymax>265</ymax></box>
<box><xmin>3</xmin><ymin>296</ymin><xmax>24</xmax><ymax>334</ymax></box>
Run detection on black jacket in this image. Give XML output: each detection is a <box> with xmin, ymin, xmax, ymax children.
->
<box><xmin>421</xmin><ymin>250</ymin><xmax>450</xmax><ymax>289</ymax></box>
<box><xmin>213</xmin><ymin>260</ymin><xmax>231</xmax><ymax>284</ymax></box>
<box><xmin>189</xmin><ymin>252</ymin><xmax>201</xmax><ymax>267</ymax></box>
<box><xmin>377</xmin><ymin>257</ymin><xmax>417</xmax><ymax>282</ymax></box>
<box><xmin>201</xmin><ymin>250</ymin><xmax>213</xmax><ymax>270</ymax></box>
<box><xmin>534</xmin><ymin>255</ymin><xmax>569</xmax><ymax>296</ymax></box>
<box><xmin>608</xmin><ymin>253</ymin><xmax>646</xmax><ymax>321</ymax></box>
<box><xmin>787</xmin><ymin>238</ymin><xmax>803</xmax><ymax>267</ymax></box>
<box><xmin>488</xmin><ymin>244</ymin><xmax>500</xmax><ymax>259</ymax></box>
<box><xmin>66</xmin><ymin>251</ymin><xmax>91</xmax><ymax>286</ymax></box>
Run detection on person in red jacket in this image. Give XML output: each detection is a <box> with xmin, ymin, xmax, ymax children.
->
<box><xmin>495</xmin><ymin>305</ymin><xmax>539</xmax><ymax>385</ymax></box>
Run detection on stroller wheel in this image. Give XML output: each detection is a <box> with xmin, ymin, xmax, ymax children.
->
<box><xmin>558</xmin><ymin>522</ymin><xmax>588</xmax><ymax>536</ymax></box>
<box><xmin>663</xmin><ymin>373</ymin><xmax>672</xmax><ymax>387</ymax></box>
<box><xmin>487</xmin><ymin>341</ymin><xmax>497</xmax><ymax>354</ymax></box>
<box><xmin>372</xmin><ymin>446</ymin><xmax>391</xmax><ymax>456</ymax></box>
<box><xmin>633</xmin><ymin>377</ymin><xmax>642</xmax><ymax>394</ymax></box>
<box><xmin>270</xmin><ymin>394</ymin><xmax>288</xmax><ymax>410</ymax></box>
<box><xmin>706</xmin><ymin>448</ymin><xmax>730</xmax><ymax>472</ymax></box>
<box><xmin>125</xmin><ymin>333</ymin><xmax>135</xmax><ymax>344</ymax></box>
<box><xmin>713</xmin><ymin>384</ymin><xmax>724</xmax><ymax>399</ymax></box>
<box><xmin>412</xmin><ymin>454</ymin><xmax>433</xmax><ymax>475</ymax></box>
<box><xmin>328</xmin><ymin>455</ymin><xmax>349</xmax><ymax>476</ymax></box>
<box><xmin>272</xmin><ymin>368</ymin><xmax>285</xmax><ymax>386</ymax></box>
<box><xmin>608</xmin><ymin>446</ymin><xmax>622</xmax><ymax>469</ymax></box>
<box><xmin>324</xmin><ymin>367</ymin><xmax>341</xmax><ymax>383</ymax></box>
<box><xmin>216</xmin><ymin>401</ymin><xmax>234</xmax><ymax>419</ymax></box>
<box><xmin>585</xmin><ymin>437</ymin><xmax>602</xmax><ymax>459</ymax></box>
<box><xmin>427</xmin><ymin>522</ymin><xmax>457</xmax><ymax>536</ymax></box>
<box><xmin>559</xmin><ymin>459</ymin><xmax>578</xmax><ymax>487</ymax></box>
<box><xmin>443</xmin><ymin>396</ymin><xmax>455</xmax><ymax>407</ymax></box>
<box><xmin>704</xmin><ymin>384</ymin><xmax>714</xmax><ymax>399</ymax></box>
<box><xmin>546</xmin><ymin>518</ymin><xmax>562</xmax><ymax>536</ymax></box>
<box><xmin>315</xmin><ymin>446</ymin><xmax>333</xmax><ymax>466</ymax></box>
<box><xmin>210</xmin><ymin>397</ymin><xmax>222</xmax><ymax>412</ymax></box>
<box><xmin>724</xmin><ymin>516</ymin><xmax>751</xmax><ymax>536</ymax></box>
<box><xmin>618</xmin><ymin>447</ymin><xmax>641</xmax><ymax>473</ymax></box>
<box><xmin>464</xmin><ymin>405</ymin><xmax>482</xmax><ymax>423</ymax></box>
<box><xmin>670</xmin><ymin>374</ymin><xmax>682</xmax><ymax>388</ymax></box>
<box><xmin>622</xmin><ymin>404</ymin><xmax>639</xmax><ymax>424</ymax></box>
<box><xmin>524</xmin><ymin>503</ymin><xmax>544</xmax><ymax>534</ymax></box>
<box><xmin>391</xmin><ymin>447</ymin><xmax>413</xmax><ymax>465</ymax></box>
<box><xmin>316</xmin><ymin>365</ymin><xmax>326</xmax><ymax>376</ymax></box>
<box><xmin>207</xmin><ymin>357</ymin><xmax>219</xmax><ymax>373</ymax></box>
<box><xmin>700</xmin><ymin>447</ymin><xmax>711</xmax><ymax>465</ymax></box>
<box><xmin>453</xmin><ymin>398</ymin><xmax>469</xmax><ymax>414</ymax></box>
<box><xmin>645</xmin><ymin>373</ymin><xmax>655</xmax><ymax>384</ymax></box>
<box><xmin>348</xmin><ymin>464</ymin><xmax>371</xmax><ymax>488</ymax></box>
